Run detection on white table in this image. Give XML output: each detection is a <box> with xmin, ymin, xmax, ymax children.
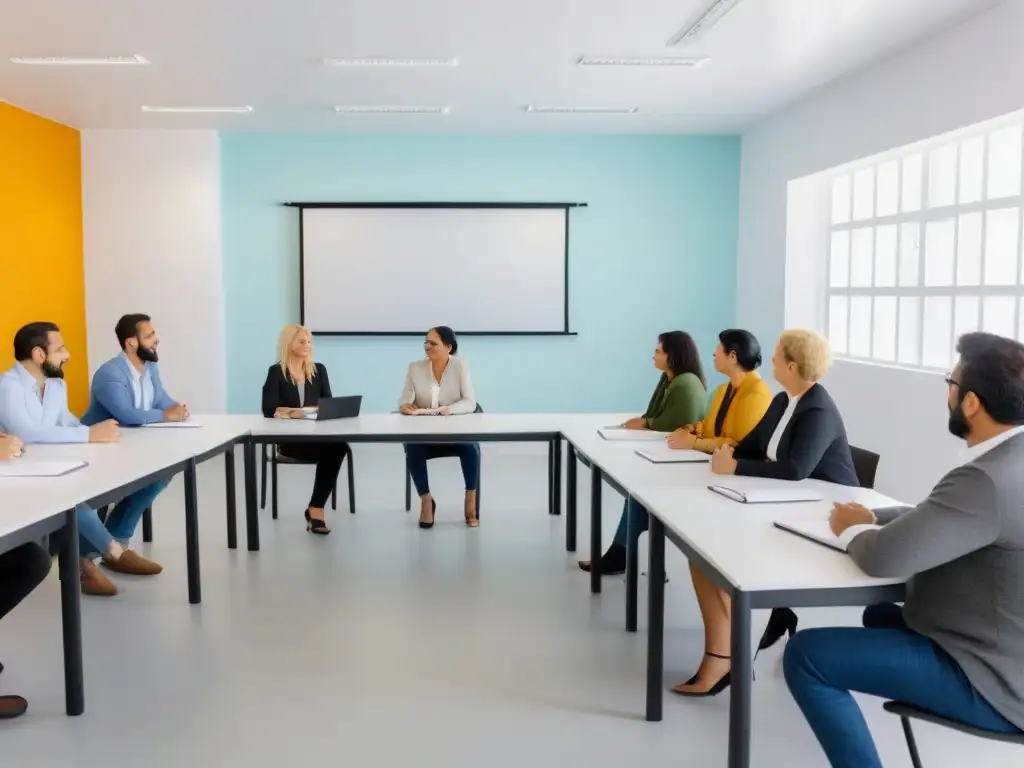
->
<box><xmin>560</xmin><ymin>424</ymin><xmax>907</xmax><ymax>768</ymax></box>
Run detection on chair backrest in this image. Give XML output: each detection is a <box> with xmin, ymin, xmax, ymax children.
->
<box><xmin>474</xmin><ymin>403</ymin><xmax>483</xmax><ymax>413</ymax></box>
<box><xmin>850</xmin><ymin>445</ymin><xmax>880</xmax><ymax>490</ymax></box>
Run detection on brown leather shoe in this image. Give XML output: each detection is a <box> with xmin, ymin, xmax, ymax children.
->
<box><xmin>0</xmin><ymin>695</ymin><xmax>28</xmax><ymax>719</ymax></box>
<box><xmin>102</xmin><ymin>549</ymin><xmax>162</xmax><ymax>576</ymax></box>
<box><xmin>81</xmin><ymin>560</ymin><xmax>118</xmax><ymax>596</ymax></box>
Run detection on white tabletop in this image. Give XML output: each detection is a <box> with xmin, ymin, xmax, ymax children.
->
<box><xmin>251</xmin><ymin>412</ymin><xmax>579</xmax><ymax>439</ymax></box>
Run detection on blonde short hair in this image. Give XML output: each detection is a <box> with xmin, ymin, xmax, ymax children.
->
<box><xmin>276</xmin><ymin>324</ymin><xmax>317</xmax><ymax>383</ymax></box>
<box><xmin>778</xmin><ymin>329</ymin><xmax>831</xmax><ymax>383</ymax></box>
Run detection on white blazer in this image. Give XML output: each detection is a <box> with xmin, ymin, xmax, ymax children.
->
<box><xmin>399</xmin><ymin>357</ymin><xmax>477</xmax><ymax>414</ymax></box>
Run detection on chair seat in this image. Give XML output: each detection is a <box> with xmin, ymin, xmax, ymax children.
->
<box><xmin>884</xmin><ymin>702</ymin><xmax>1024</xmax><ymax>744</ymax></box>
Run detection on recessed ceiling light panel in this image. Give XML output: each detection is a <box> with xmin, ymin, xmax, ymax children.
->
<box><xmin>578</xmin><ymin>56</ymin><xmax>709</xmax><ymax>68</ymax></box>
<box><xmin>667</xmin><ymin>0</ymin><xmax>745</xmax><ymax>45</ymax></box>
<box><xmin>525</xmin><ymin>105</ymin><xmax>638</xmax><ymax>114</ymax></box>
<box><xmin>10</xmin><ymin>54</ymin><xmax>149</xmax><ymax>66</ymax></box>
<box><xmin>323</xmin><ymin>57</ymin><xmax>458</xmax><ymax>68</ymax></box>
<box><xmin>334</xmin><ymin>105</ymin><xmax>450</xmax><ymax>114</ymax></box>
<box><xmin>141</xmin><ymin>105</ymin><xmax>253</xmax><ymax>114</ymax></box>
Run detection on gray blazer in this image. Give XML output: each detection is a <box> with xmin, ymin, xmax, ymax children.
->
<box><xmin>848</xmin><ymin>431</ymin><xmax>1024</xmax><ymax>729</ymax></box>
<box><xmin>399</xmin><ymin>357</ymin><xmax>477</xmax><ymax>414</ymax></box>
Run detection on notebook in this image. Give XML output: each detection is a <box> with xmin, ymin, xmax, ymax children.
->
<box><xmin>0</xmin><ymin>460</ymin><xmax>88</xmax><ymax>477</ymax></box>
<box><xmin>635</xmin><ymin>448</ymin><xmax>709</xmax><ymax>464</ymax></box>
<box><xmin>141</xmin><ymin>421</ymin><xmax>202</xmax><ymax>429</ymax></box>
<box><xmin>598</xmin><ymin>427</ymin><xmax>670</xmax><ymax>442</ymax></box>
<box><xmin>774</xmin><ymin>518</ymin><xmax>847</xmax><ymax>553</ymax></box>
<box><xmin>707</xmin><ymin>484</ymin><xmax>823</xmax><ymax>504</ymax></box>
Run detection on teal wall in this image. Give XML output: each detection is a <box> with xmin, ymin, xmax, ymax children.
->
<box><xmin>221</xmin><ymin>133</ymin><xmax>740</xmax><ymax>413</ymax></box>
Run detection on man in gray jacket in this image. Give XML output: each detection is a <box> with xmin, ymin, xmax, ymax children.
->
<box><xmin>784</xmin><ymin>331</ymin><xmax>1024</xmax><ymax>768</ymax></box>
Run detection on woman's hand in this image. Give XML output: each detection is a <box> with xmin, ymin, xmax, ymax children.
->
<box><xmin>622</xmin><ymin>417</ymin><xmax>646</xmax><ymax>430</ymax></box>
<box><xmin>399</xmin><ymin>404</ymin><xmax>418</xmax><ymax>415</ymax></box>
<box><xmin>667</xmin><ymin>428</ymin><xmax>697</xmax><ymax>450</ymax></box>
<box><xmin>288</xmin><ymin>408</ymin><xmax>309</xmax><ymax>419</ymax></box>
<box><xmin>273</xmin><ymin>407</ymin><xmax>292</xmax><ymax>419</ymax></box>
<box><xmin>710</xmin><ymin>445</ymin><xmax>738</xmax><ymax>475</ymax></box>
<box><xmin>438</xmin><ymin>406</ymin><xmax>452</xmax><ymax>416</ymax></box>
<box><xmin>0</xmin><ymin>433</ymin><xmax>24</xmax><ymax>460</ymax></box>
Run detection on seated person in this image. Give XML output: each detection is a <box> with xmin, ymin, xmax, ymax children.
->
<box><xmin>0</xmin><ymin>322</ymin><xmax>162</xmax><ymax>597</ymax></box>
<box><xmin>674</xmin><ymin>329</ymin><xmax>857</xmax><ymax>697</ymax></box>
<box><xmin>261</xmin><ymin>324</ymin><xmax>348</xmax><ymax>535</ymax></box>
<box><xmin>0</xmin><ymin>430</ymin><xmax>52</xmax><ymax>719</ymax></box>
<box><xmin>786</xmin><ymin>331</ymin><xmax>1024</xmax><ymax>768</ymax></box>
<box><xmin>399</xmin><ymin>326</ymin><xmax>478</xmax><ymax>529</ymax></box>
<box><xmin>579</xmin><ymin>331</ymin><xmax>708</xmax><ymax>574</ymax></box>
<box><xmin>82</xmin><ymin>313</ymin><xmax>184</xmax><ymax>548</ymax></box>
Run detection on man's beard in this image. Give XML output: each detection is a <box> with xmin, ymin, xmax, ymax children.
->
<box><xmin>41</xmin><ymin>361</ymin><xmax>64</xmax><ymax>379</ymax></box>
<box><xmin>137</xmin><ymin>344</ymin><xmax>159</xmax><ymax>363</ymax></box>
<box><xmin>948</xmin><ymin>398</ymin><xmax>970</xmax><ymax>440</ymax></box>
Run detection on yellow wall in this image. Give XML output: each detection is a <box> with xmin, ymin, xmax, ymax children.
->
<box><xmin>0</xmin><ymin>102</ymin><xmax>88</xmax><ymax>413</ymax></box>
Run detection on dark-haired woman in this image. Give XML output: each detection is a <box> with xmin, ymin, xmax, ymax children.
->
<box><xmin>579</xmin><ymin>331</ymin><xmax>707</xmax><ymax>574</ymax></box>
<box><xmin>400</xmin><ymin>326</ymin><xmax>479</xmax><ymax>529</ymax></box>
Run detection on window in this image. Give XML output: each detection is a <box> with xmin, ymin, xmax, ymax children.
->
<box><xmin>826</xmin><ymin>116</ymin><xmax>1024</xmax><ymax>370</ymax></box>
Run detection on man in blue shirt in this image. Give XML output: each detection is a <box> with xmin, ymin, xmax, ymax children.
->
<box><xmin>0</xmin><ymin>322</ymin><xmax>163</xmax><ymax>596</ymax></box>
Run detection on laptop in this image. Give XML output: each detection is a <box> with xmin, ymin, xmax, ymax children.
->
<box><xmin>308</xmin><ymin>395</ymin><xmax>362</xmax><ymax>421</ymax></box>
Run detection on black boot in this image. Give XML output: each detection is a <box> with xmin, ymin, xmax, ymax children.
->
<box><xmin>577</xmin><ymin>543</ymin><xmax>627</xmax><ymax>575</ymax></box>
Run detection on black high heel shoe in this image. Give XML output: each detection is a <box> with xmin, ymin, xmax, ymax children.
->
<box><xmin>419</xmin><ymin>499</ymin><xmax>437</xmax><ymax>530</ymax></box>
<box><xmin>304</xmin><ymin>509</ymin><xmax>331</xmax><ymax>536</ymax></box>
<box><xmin>757</xmin><ymin>607</ymin><xmax>798</xmax><ymax>653</ymax></box>
<box><xmin>670</xmin><ymin>652</ymin><xmax>731</xmax><ymax>698</ymax></box>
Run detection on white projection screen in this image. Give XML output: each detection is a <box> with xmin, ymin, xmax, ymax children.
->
<box><xmin>299</xmin><ymin>205</ymin><xmax>572</xmax><ymax>334</ymax></box>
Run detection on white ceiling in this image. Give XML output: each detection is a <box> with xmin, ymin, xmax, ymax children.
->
<box><xmin>0</xmin><ymin>0</ymin><xmax>1002</xmax><ymax>133</ymax></box>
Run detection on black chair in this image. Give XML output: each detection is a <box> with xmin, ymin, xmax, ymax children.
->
<box><xmin>260</xmin><ymin>443</ymin><xmax>355</xmax><ymax>520</ymax></box>
<box><xmin>404</xmin><ymin>403</ymin><xmax>483</xmax><ymax>517</ymax></box>
<box><xmin>883</xmin><ymin>701</ymin><xmax>1024</xmax><ymax>767</ymax></box>
<box><xmin>850</xmin><ymin>445</ymin><xmax>880</xmax><ymax>489</ymax></box>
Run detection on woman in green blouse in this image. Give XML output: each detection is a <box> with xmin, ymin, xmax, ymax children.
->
<box><xmin>580</xmin><ymin>331</ymin><xmax>707</xmax><ymax>574</ymax></box>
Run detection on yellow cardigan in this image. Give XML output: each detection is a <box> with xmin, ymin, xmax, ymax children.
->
<box><xmin>687</xmin><ymin>371</ymin><xmax>773</xmax><ymax>453</ymax></box>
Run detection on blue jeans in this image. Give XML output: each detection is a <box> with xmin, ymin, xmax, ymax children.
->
<box><xmin>404</xmin><ymin>443</ymin><xmax>480</xmax><ymax>496</ymax></box>
<box><xmin>75</xmin><ymin>505</ymin><xmax>114</xmax><ymax>560</ymax></box>
<box><xmin>784</xmin><ymin>604</ymin><xmax>1020</xmax><ymax>767</ymax></box>
<box><xmin>104</xmin><ymin>480</ymin><xmax>169</xmax><ymax>545</ymax></box>
<box><xmin>611</xmin><ymin>498</ymin><xmax>648</xmax><ymax>548</ymax></box>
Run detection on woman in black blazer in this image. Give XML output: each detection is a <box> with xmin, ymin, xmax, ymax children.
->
<box><xmin>261</xmin><ymin>324</ymin><xmax>348</xmax><ymax>535</ymax></box>
<box><xmin>673</xmin><ymin>329</ymin><xmax>857</xmax><ymax>698</ymax></box>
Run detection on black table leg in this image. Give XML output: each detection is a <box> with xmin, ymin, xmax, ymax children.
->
<box><xmin>225</xmin><ymin>447</ymin><xmax>237</xmax><ymax>549</ymax></box>
<box><xmin>590</xmin><ymin>466</ymin><xmax>603</xmax><ymax>594</ymax></box>
<box><xmin>184</xmin><ymin>458</ymin><xmax>201</xmax><ymax>605</ymax></box>
<box><xmin>547</xmin><ymin>439</ymin><xmax>555</xmax><ymax>515</ymax></box>
<box><xmin>625</xmin><ymin>502</ymin><xmax>640</xmax><ymax>632</ymax></box>
<box><xmin>243</xmin><ymin>438</ymin><xmax>260</xmax><ymax>551</ymax></box>
<box><xmin>729</xmin><ymin>590</ymin><xmax>753</xmax><ymax>767</ymax></box>
<box><xmin>551</xmin><ymin>437</ymin><xmax>562</xmax><ymax>516</ymax></box>
<box><xmin>142</xmin><ymin>507</ymin><xmax>153</xmax><ymax>543</ymax></box>
<box><xmin>565</xmin><ymin>443</ymin><xmax>577</xmax><ymax>552</ymax></box>
<box><xmin>645</xmin><ymin>515</ymin><xmax>665</xmax><ymax>722</ymax></box>
<box><xmin>58</xmin><ymin>508</ymin><xmax>84</xmax><ymax>716</ymax></box>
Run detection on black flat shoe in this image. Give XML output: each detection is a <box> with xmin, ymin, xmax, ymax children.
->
<box><xmin>577</xmin><ymin>543</ymin><xmax>627</xmax><ymax>575</ymax></box>
<box><xmin>419</xmin><ymin>499</ymin><xmax>437</xmax><ymax>530</ymax></box>
<box><xmin>670</xmin><ymin>652</ymin><xmax>731</xmax><ymax>698</ymax></box>
<box><xmin>304</xmin><ymin>509</ymin><xmax>331</xmax><ymax>535</ymax></box>
<box><xmin>757</xmin><ymin>607</ymin><xmax>798</xmax><ymax>653</ymax></box>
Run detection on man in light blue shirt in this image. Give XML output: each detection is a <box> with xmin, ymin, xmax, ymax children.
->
<box><xmin>0</xmin><ymin>322</ymin><xmax>163</xmax><ymax>596</ymax></box>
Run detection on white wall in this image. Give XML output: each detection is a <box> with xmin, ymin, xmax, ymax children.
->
<box><xmin>736</xmin><ymin>0</ymin><xmax>1024</xmax><ymax>501</ymax></box>
<box><xmin>81</xmin><ymin>130</ymin><xmax>225</xmax><ymax>413</ymax></box>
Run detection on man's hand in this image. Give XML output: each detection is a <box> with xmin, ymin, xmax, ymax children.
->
<box><xmin>710</xmin><ymin>445</ymin><xmax>737</xmax><ymax>475</ymax></box>
<box><xmin>89</xmin><ymin>420</ymin><xmax>121</xmax><ymax>443</ymax></box>
<box><xmin>399</xmin><ymin>404</ymin><xmax>418</xmax><ymax>415</ymax></box>
<box><xmin>163</xmin><ymin>404</ymin><xmax>188</xmax><ymax>422</ymax></box>
<box><xmin>829</xmin><ymin>502</ymin><xmax>876</xmax><ymax>537</ymax></box>
<box><xmin>623</xmin><ymin>417</ymin><xmax>646</xmax><ymax>430</ymax></box>
<box><xmin>0</xmin><ymin>434</ymin><xmax>24</xmax><ymax>460</ymax></box>
<box><xmin>667</xmin><ymin>428</ymin><xmax>697</xmax><ymax>450</ymax></box>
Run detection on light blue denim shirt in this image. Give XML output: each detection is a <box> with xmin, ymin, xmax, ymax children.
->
<box><xmin>0</xmin><ymin>363</ymin><xmax>89</xmax><ymax>443</ymax></box>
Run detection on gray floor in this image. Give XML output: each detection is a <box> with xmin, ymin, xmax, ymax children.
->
<box><xmin>0</xmin><ymin>444</ymin><xmax>1019</xmax><ymax>767</ymax></box>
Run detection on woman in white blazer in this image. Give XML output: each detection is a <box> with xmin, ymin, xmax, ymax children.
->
<box><xmin>399</xmin><ymin>326</ymin><xmax>479</xmax><ymax>530</ymax></box>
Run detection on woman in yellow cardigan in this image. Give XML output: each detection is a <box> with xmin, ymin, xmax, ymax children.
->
<box><xmin>666</xmin><ymin>329</ymin><xmax>773</xmax><ymax>696</ymax></box>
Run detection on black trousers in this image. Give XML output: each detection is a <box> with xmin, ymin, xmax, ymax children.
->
<box><xmin>0</xmin><ymin>544</ymin><xmax>52</xmax><ymax>623</ymax></box>
<box><xmin>279</xmin><ymin>443</ymin><xmax>348</xmax><ymax>509</ymax></box>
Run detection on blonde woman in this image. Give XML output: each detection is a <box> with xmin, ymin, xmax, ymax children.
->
<box><xmin>260</xmin><ymin>324</ymin><xmax>347</xmax><ymax>535</ymax></box>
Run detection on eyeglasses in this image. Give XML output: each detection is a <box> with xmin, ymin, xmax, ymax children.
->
<box><xmin>944</xmin><ymin>374</ymin><xmax>960</xmax><ymax>389</ymax></box>
<box><xmin>423</xmin><ymin>341</ymin><xmax>439</xmax><ymax>348</ymax></box>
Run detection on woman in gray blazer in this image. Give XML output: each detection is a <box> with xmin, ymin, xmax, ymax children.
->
<box><xmin>399</xmin><ymin>326</ymin><xmax>479</xmax><ymax>530</ymax></box>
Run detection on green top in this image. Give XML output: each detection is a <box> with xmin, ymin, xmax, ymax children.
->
<box><xmin>642</xmin><ymin>372</ymin><xmax>707</xmax><ymax>432</ymax></box>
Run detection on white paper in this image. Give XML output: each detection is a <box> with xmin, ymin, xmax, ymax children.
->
<box><xmin>0</xmin><ymin>460</ymin><xmax>88</xmax><ymax>477</ymax></box>
<box><xmin>774</xmin><ymin>518</ymin><xmax>847</xmax><ymax>552</ymax></box>
<box><xmin>413</xmin><ymin>409</ymin><xmax>444</xmax><ymax>416</ymax></box>
<box><xmin>635</xmin><ymin>448</ymin><xmax>709</xmax><ymax>464</ymax></box>
<box><xmin>141</xmin><ymin>421</ymin><xmax>202</xmax><ymax>429</ymax></box>
<box><xmin>598</xmin><ymin>427</ymin><xmax>670</xmax><ymax>442</ymax></box>
<box><xmin>708</xmin><ymin>484</ymin><xmax>823</xmax><ymax>504</ymax></box>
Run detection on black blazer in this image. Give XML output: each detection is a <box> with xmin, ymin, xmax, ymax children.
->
<box><xmin>732</xmin><ymin>383</ymin><xmax>858</xmax><ymax>486</ymax></box>
<box><xmin>261</xmin><ymin>363</ymin><xmax>332</xmax><ymax>417</ymax></box>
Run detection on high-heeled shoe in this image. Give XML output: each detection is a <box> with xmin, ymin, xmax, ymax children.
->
<box><xmin>757</xmin><ymin>607</ymin><xmax>798</xmax><ymax>653</ymax></box>
<box><xmin>419</xmin><ymin>499</ymin><xmax>437</xmax><ymax>530</ymax></box>
<box><xmin>465</xmin><ymin>500</ymin><xmax>479</xmax><ymax>528</ymax></box>
<box><xmin>304</xmin><ymin>509</ymin><xmax>331</xmax><ymax>535</ymax></box>
<box><xmin>670</xmin><ymin>652</ymin><xmax>731</xmax><ymax>697</ymax></box>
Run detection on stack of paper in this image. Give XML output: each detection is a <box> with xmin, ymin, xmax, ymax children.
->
<box><xmin>635</xmin><ymin>448</ymin><xmax>709</xmax><ymax>464</ymax></box>
<box><xmin>0</xmin><ymin>460</ymin><xmax>88</xmax><ymax>477</ymax></box>
<box><xmin>598</xmin><ymin>427</ymin><xmax>669</xmax><ymax>442</ymax></box>
<box><xmin>708</xmin><ymin>484</ymin><xmax>823</xmax><ymax>504</ymax></box>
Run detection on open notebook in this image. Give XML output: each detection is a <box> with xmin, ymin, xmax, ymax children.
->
<box><xmin>635</xmin><ymin>448</ymin><xmax>709</xmax><ymax>464</ymax></box>
<box><xmin>0</xmin><ymin>460</ymin><xmax>88</xmax><ymax>478</ymax></box>
<box><xmin>598</xmin><ymin>427</ymin><xmax>670</xmax><ymax>442</ymax></box>
<box><xmin>774</xmin><ymin>518</ymin><xmax>847</xmax><ymax>553</ymax></box>
<box><xmin>707</xmin><ymin>484</ymin><xmax>823</xmax><ymax>504</ymax></box>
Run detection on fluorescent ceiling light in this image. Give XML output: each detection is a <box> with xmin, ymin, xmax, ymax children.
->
<box><xmin>323</xmin><ymin>57</ymin><xmax>458</xmax><ymax>67</ymax></box>
<box><xmin>525</xmin><ymin>105</ymin><xmax>638</xmax><ymax>114</ymax></box>
<box><xmin>334</xmin><ymin>105</ymin><xmax>450</xmax><ymax>114</ymax></box>
<box><xmin>578</xmin><ymin>56</ymin><xmax>709</xmax><ymax>68</ymax></box>
<box><xmin>141</xmin><ymin>105</ymin><xmax>253</xmax><ymax>114</ymax></box>
<box><xmin>10</xmin><ymin>54</ymin><xmax>149</xmax><ymax>66</ymax></box>
<box><xmin>667</xmin><ymin>0</ymin><xmax>745</xmax><ymax>45</ymax></box>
